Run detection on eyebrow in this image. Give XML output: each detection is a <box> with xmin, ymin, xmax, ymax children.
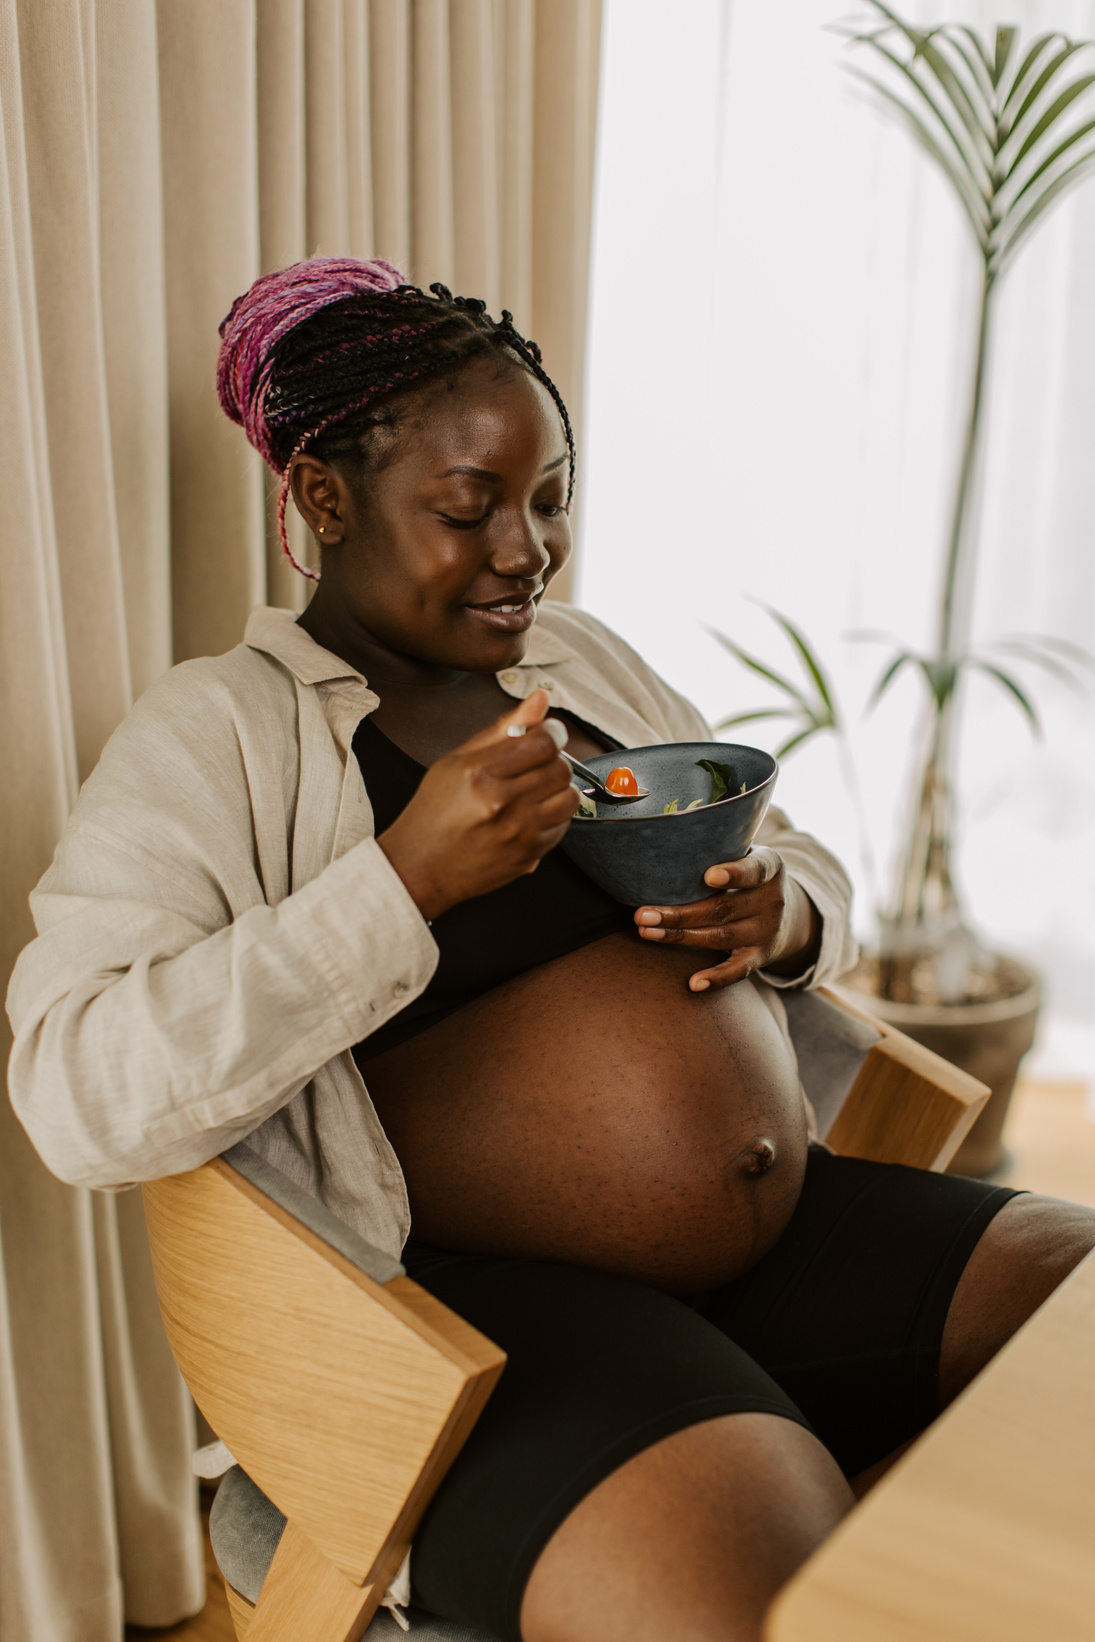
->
<box><xmin>438</xmin><ymin>454</ymin><xmax>569</xmax><ymax>481</ymax></box>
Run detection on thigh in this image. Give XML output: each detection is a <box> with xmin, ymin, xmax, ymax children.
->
<box><xmin>401</xmin><ymin>1241</ymin><xmax>812</xmax><ymax>1642</ymax></box>
<box><xmin>940</xmin><ymin>1192</ymin><xmax>1095</xmax><ymax>1404</ymax></box>
<box><xmin>522</xmin><ymin>1411</ymin><xmax>851</xmax><ymax>1642</ymax></box>
<box><xmin>700</xmin><ymin>1148</ymin><xmax>1021</xmax><ymax>1476</ymax></box>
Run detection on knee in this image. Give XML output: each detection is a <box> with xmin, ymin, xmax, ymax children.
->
<box><xmin>996</xmin><ymin>1194</ymin><xmax>1095</xmax><ymax>1285</ymax></box>
<box><xmin>521</xmin><ymin>1414</ymin><xmax>852</xmax><ymax>1642</ymax></box>
<box><xmin>941</xmin><ymin>1195</ymin><xmax>1095</xmax><ymax>1405</ymax></box>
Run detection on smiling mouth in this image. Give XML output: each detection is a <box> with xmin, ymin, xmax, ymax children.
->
<box><xmin>464</xmin><ymin>592</ymin><xmax>541</xmax><ymax>632</ymax></box>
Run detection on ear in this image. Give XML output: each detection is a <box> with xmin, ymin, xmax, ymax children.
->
<box><xmin>290</xmin><ymin>455</ymin><xmax>348</xmax><ymax>544</ymax></box>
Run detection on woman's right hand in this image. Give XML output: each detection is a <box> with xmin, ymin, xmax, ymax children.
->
<box><xmin>376</xmin><ymin>688</ymin><xmax>578</xmax><ymax>923</ymax></box>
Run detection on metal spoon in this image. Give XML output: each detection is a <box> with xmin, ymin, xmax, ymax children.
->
<box><xmin>559</xmin><ymin>749</ymin><xmax>650</xmax><ymax>806</ymax></box>
<box><xmin>506</xmin><ymin>722</ymin><xmax>649</xmax><ymax>805</ymax></box>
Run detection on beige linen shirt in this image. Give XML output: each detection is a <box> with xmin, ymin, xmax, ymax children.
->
<box><xmin>7</xmin><ymin>605</ymin><xmax>855</xmax><ymax>1258</ymax></box>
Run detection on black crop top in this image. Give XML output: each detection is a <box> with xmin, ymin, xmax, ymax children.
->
<box><xmin>351</xmin><ymin>716</ymin><xmax>633</xmax><ymax>1065</ymax></box>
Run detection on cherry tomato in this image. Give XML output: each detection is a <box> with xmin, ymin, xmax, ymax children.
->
<box><xmin>605</xmin><ymin>766</ymin><xmax>639</xmax><ymax>795</ymax></box>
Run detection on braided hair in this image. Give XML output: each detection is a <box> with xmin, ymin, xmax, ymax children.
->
<box><xmin>217</xmin><ymin>257</ymin><xmax>575</xmax><ymax>582</ymax></box>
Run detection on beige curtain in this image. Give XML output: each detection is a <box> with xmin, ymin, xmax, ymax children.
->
<box><xmin>0</xmin><ymin>2</ymin><xmax>601</xmax><ymax>1637</ymax></box>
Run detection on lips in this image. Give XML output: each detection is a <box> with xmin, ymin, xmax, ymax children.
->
<box><xmin>464</xmin><ymin>591</ymin><xmax>541</xmax><ymax>634</ymax></box>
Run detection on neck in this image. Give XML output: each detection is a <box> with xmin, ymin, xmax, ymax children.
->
<box><xmin>298</xmin><ymin>590</ymin><xmax>468</xmax><ymax>692</ymax></box>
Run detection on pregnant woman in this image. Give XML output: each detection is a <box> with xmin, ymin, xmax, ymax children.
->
<box><xmin>9</xmin><ymin>259</ymin><xmax>1094</xmax><ymax>1642</ymax></box>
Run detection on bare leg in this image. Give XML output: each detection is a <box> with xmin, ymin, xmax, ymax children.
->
<box><xmin>520</xmin><ymin>1412</ymin><xmax>853</xmax><ymax>1642</ymax></box>
<box><xmin>940</xmin><ymin>1194</ymin><xmax>1095</xmax><ymax>1407</ymax></box>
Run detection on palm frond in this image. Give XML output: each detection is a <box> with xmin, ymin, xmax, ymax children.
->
<box><xmin>710</xmin><ymin>611</ymin><xmax>844</xmax><ymax>762</ymax></box>
<box><xmin>758</xmin><ymin>604</ymin><xmax>840</xmax><ymax>723</ymax></box>
<box><xmin>706</xmin><ymin>628</ymin><xmax>809</xmax><ymax>708</ymax></box>
<box><xmin>967</xmin><ymin>660</ymin><xmax>1042</xmax><ymax>733</ymax></box>
<box><xmin>868</xmin><ymin>649</ymin><xmax>915</xmax><ymax>708</ymax></box>
<box><xmin>715</xmin><ymin>707</ymin><xmax>799</xmax><ymax>730</ymax></box>
<box><xmin>774</xmin><ymin>727</ymin><xmax>820</xmax><ymax>760</ymax></box>
<box><xmin>845</xmin><ymin>7</ymin><xmax>1095</xmax><ymax>283</ymax></box>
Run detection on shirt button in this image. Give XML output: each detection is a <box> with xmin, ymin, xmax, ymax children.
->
<box><xmin>540</xmin><ymin>679</ymin><xmax>555</xmax><ymax>690</ymax></box>
<box><xmin>392</xmin><ymin>981</ymin><xmax>410</xmax><ymax>998</ymax></box>
<box><xmin>501</xmin><ymin>670</ymin><xmax>518</xmax><ymax>683</ymax></box>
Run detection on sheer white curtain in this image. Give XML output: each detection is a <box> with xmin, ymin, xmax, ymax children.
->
<box><xmin>580</xmin><ymin>0</ymin><xmax>1095</xmax><ymax>1089</ymax></box>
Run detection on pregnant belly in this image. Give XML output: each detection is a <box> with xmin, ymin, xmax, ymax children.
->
<box><xmin>363</xmin><ymin>932</ymin><xmax>808</xmax><ymax>1291</ymax></box>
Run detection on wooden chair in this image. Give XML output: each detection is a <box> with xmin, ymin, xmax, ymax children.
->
<box><xmin>142</xmin><ymin>987</ymin><xmax>989</xmax><ymax>1642</ymax></box>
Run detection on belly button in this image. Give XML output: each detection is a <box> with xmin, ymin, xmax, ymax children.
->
<box><xmin>738</xmin><ymin>1139</ymin><xmax>777</xmax><ymax>1177</ymax></box>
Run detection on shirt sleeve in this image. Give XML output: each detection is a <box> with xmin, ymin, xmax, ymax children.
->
<box><xmin>6</xmin><ymin>727</ymin><xmax>438</xmax><ymax>1193</ymax></box>
<box><xmin>753</xmin><ymin>805</ymin><xmax>857</xmax><ymax>990</ymax></box>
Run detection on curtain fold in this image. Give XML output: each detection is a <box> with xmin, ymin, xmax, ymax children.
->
<box><xmin>1</xmin><ymin>3</ymin><xmax>602</xmax><ymax>1636</ymax></box>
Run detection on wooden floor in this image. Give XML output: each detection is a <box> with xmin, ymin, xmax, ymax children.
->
<box><xmin>125</xmin><ymin>1076</ymin><xmax>1095</xmax><ymax>1642</ymax></box>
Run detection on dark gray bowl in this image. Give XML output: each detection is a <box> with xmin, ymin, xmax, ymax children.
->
<box><xmin>560</xmin><ymin>741</ymin><xmax>778</xmax><ymax>906</ymax></box>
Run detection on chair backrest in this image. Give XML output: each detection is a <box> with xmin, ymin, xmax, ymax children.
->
<box><xmin>142</xmin><ymin>1149</ymin><xmax>504</xmax><ymax>1588</ymax></box>
<box><xmin>785</xmin><ymin>987</ymin><xmax>989</xmax><ymax>1171</ymax></box>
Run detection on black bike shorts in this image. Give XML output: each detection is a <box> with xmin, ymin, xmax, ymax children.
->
<box><xmin>404</xmin><ymin>1148</ymin><xmax>1019</xmax><ymax>1641</ymax></box>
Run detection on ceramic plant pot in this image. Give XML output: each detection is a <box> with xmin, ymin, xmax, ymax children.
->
<box><xmin>560</xmin><ymin>741</ymin><xmax>778</xmax><ymax>906</ymax></box>
<box><xmin>853</xmin><ymin>962</ymin><xmax>1041</xmax><ymax>1178</ymax></box>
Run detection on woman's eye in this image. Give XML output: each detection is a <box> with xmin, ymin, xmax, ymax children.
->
<box><xmin>537</xmin><ymin>504</ymin><xmax>564</xmax><ymax>518</ymax></box>
<box><xmin>439</xmin><ymin>513</ymin><xmax>489</xmax><ymax>530</ymax></box>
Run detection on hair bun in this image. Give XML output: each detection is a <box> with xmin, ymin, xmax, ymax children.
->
<box><xmin>216</xmin><ymin>257</ymin><xmax>406</xmax><ymax>469</ymax></box>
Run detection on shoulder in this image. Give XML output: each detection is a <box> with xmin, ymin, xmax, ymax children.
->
<box><xmin>72</xmin><ymin>642</ymin><xmax>300</xmax><ymax>832</ymax></box>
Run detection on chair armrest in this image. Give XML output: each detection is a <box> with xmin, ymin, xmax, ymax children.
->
<box><xmin>142</xmin><ymin>1158</ymin><xmax>504</xmax><ymax>1590</ymax></box>
<box><xmin>819</xmin><ymin>987</ymin><xmax>989</xmax><ymax>1171</ymax></box>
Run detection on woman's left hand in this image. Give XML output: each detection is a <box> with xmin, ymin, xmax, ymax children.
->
<box><xmin>634</xmin><ymin>846</ymin><xmax>821</xmax><ymax>991</ymax></box>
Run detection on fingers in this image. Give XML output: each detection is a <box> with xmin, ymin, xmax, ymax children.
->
<box><xmin>462</xmin><ymin>687</ymin><xmax>550</xmax><ymax>752</ymax></box>
<box><xmin>636</xmin><ymin>887</ymin><xmax>775</xmax><ymax>931</ymax></box>
<box><xmin>702</xmin><ymin>846</ymin><xmax>782</xmax><ymax>892</ymax></box>
<box><xmin>686</xmin><ymin>951</ymin><xmax>766</xmax><ymax>991</ymax></box>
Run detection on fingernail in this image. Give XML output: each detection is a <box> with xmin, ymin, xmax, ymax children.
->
<box><xmin>636</xmin><ymin>910</ymin><xmax>662</xmax><ymax>926</ymax></box>
<box><xmin>507</xmin><ymin>724</ymin><xmax>527</xmax><ymax>738</ymax></box>
<box><xmin>706</xmin><ymin>868</ymin><xmax>730</xmax><ymax>887</ymax></box>
<box><xmin>690</xmin><ymin>976</ymin><xmax>711</xmax><ymax>991</ymax></box>
<box><xmin>640</xmin><ymin>927</ymin><xmax>665</xmax><ymax>940</ymax></box>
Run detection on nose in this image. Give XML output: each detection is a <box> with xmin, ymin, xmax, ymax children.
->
<box><xmin>489</xmin><ymin>504</ymin><xmax>551</xmax><ymax>585</ymax></box>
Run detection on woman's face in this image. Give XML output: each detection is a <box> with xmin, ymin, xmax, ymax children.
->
<box><xmin>295</xmin><ymin>356</ymin><xmax>572</xmax><ymax>675</ymax></box>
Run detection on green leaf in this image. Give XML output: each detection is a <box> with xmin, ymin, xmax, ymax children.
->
<box><xmin>1000</xmin><ymin>40</ymin><xmax>1083</xmax><ymax>141</ymax></box>
<box><xmin>760</xmin><ymin>604</ymin><xmax>840</xmax><ymax>725</ymax></box>
<box><xmin>714</xmin><ymin>707</ymin><xmax>798</xmax><ymax>730</ymax></box>
<box><xmin>851</xmin><ymin>41</ymin><xmax>992</xmax><ymax>195</ymax></box>
<box><xmin>1003</xmin><ymin>116</ymin><xmax>1095</xmax><ymax>212</ymax></box>
<box><xmin>993</xmin><ymin>146</ymin><xmax>1095</xmax><ymax>271</ymax></box>
<box><xmin>706</xmin><ymin>628</ymin><xmax>810</xmax><ymax>708</ymax></box>
<box><xmin>990</xmin><ymin>637</ymin><xmax>1093</xmax><ymax>691</ymax></box>
<box><xmin>864</xmin><ymin>4</ymin><xmax>997</xmax><ymax>163</ymax></box>
<box><xmin>869</xmin><ymin>650</ymin><xmax>914</xmax><ymax>708</ymax></box>
<box><xmin>969</xmin><ymin>661</ymin><xmax>1042</xmax><ymax>733</ymax></box>
<box><xmin>1011</xmin><ymin>72</ymin><xmax>1095</xmax><ymax>168</ymax></box>
<box><xmin>846</xmin><ymin>69</ymin><xmax>992</xmax><ymax>244</ymax></box>
<box><xmin>1013</xmin><ymin>634</ymin><xmax>1095</xmax><ymax>668</ymax></box>
<box><xmin>946</xmin><ymin>27</ymin><xmax>997</xmax><ymax>107</ymax></box>
<box><xmin>774</xmin><ymin>726</ymin><xmax>820</xmax><ymax>760</ymax></box>
<box><xmin>1001</xmin><ymin>32</ymin><xmax>1064</xmax><ymax>123</ymax></box>
<box><xmin>917</xmin><ymin>656</ymin><xmax>961</xmax><ymax>710</ymax></box>
<box><xmin>994</xmin><ymin>26</ymin><xmax>1018</xmax><ymax>89</ymax></box>
<box><xmin>695</xmin><ymin>759</ymin><xmax>737</xmax><ymax>803</ymax></box>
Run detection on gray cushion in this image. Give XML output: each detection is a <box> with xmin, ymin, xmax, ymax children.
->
<box><xmin>782</xmin><ymin>988</ymin><xmax>879</xmax><ymax>1139</ymax></box>
<box><xmin>210</xmin><ymin>1467</ymin><xmax>502</xmax><ymax>1640</ymax></box>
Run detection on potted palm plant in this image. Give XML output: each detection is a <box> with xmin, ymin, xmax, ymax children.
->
<box><xmin>715</xmin><ymin>4</ymin><xmax>1095</xmax><ymax>1175</ymax></box>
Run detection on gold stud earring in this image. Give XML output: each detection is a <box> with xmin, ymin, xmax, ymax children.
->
<box><xmin>318</xmin><ymin>525</ymin><xmax>326</xmax><ymax>534</ymax></box>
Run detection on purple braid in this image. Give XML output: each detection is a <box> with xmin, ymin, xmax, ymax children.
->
<box><xmin>217</xmin><ymin>257</ymin><xmax>575</xmax><ymax>580</ymax></box>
